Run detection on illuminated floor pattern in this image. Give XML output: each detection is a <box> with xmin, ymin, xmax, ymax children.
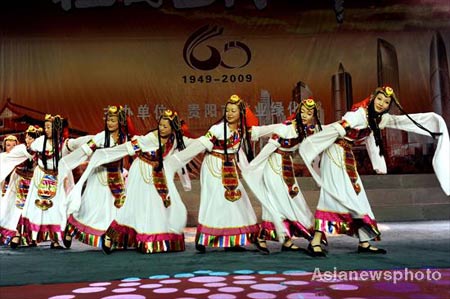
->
<box><xmin>1</xmin><ymin>268</ymin><xmax>449</xmax><ymax>299</ymax></box>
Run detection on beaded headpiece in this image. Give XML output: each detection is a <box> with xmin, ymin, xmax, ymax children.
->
<box><xmin>26</xmin><ymin>125</ymin><xmax>43</xmax><ymax>136</ymax></box>
<box><xmin>374</xmin><ymin>86</ymin><xmax>402</xmax><ymax>109</ymax></box>
<box><xmin>3</xmin><ymin>135</ymin><xmax>18</xmax><ymax>143</ymax></box>
<box><xmin>106</xmin><ymin>105</ymin><xmax>127</xmax><ymax>126</ymax></box>
<box><xmin>300</xmin><ymin>98</ymin><xmax>317</xmax><ymax>110</ymax></box>
<box><xmin>161</xmin><ymin>109</ymin><xmax>181</xmax><ymax>131</ymax></box>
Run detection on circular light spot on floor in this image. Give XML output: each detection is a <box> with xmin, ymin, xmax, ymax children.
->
<box><xmin>184</xmin><ymin>288</ymin><xmax>211</xmax><ymax>294</ymax></box>
<box><xmin>263</xmin><ymin>277</ymin><xmax>286</xmax><ymax>281</ymax></box>
<box><xmin>121</xmin><ymin>277</ymin><xmax>141</xmax><ymax>282</ymax></box>
<box><xmin>118</xmin><ymin>282</ymin><xmax>141</xmax><ymax>287</ymax></box>
<box><xmin>234</xmin><ymin>275</ymin><xmax>255</xmax><ymax>280</ymax></box>
<box><xmin>204</xmin><ymin>283</ymin><xmax>228</xmax><ymax>287</ymax></box>
<box><xmin>250</xmin><ymin>283</ymin><xmax>287</xmax><ymax>292</ymax></box>
<box><xmin>209</xmin><ymin>272</ymin><xmax>230</xmax><ymax>276</ymax></box>
<box><xmin>73</xmin><ymin>287</ymin><xmax>106</xmax><ymax>293</ymax></box>
<box><xmin>208</xmin><ymin>294</ymin><xmax>237</xmax><ymax>299</ymax></box>
<box><xmin>112</xmin><ymin>288</ymin><xmax>137</xmax><ymax>293</ymax></box>
<box><xmin>190</xmin><ymin>276</ymin><xmax>227</xmax><ymax>283</ymax></box>
<box><xmin>328</xmin><ymin>284</ymin><xmax>359</xmax><ymax>291</ymax></box>
<box><xmin>153</xmin><ymin>287</ymin><xmax>178</xmax><ymax>294</ymax></box>
<box><xmin>48</xmin><ymin>296</ymin><xmax>75</xmax><ymax>299</ymax></box>
<box><xmin>283</xmin><ymin>270</ymin><xmax>311</xmax><ymax>276</ymax></box>
<box><xmin>286</xmin><ymin>293</ymin><xmax>331</xmax><ymax>299</ymax></box>
<box><xmin>374</xmin><ymin>282</ymin><xmax>420</xmax><ymax>293</ymax></box>
<box><xmin>174</xmin><ymin>273</ymin><xmax>195</xmax><ymax>278</ymax></box>
<box><xmin>149</xmin><ymin>275</ymin><xmax>170</xmax><ymax>279</ymax></box>
<box><xmin>160</xmin><ymin>279</ymin><xmax>181</xmax><ymax>284</ymax></box>
<box><xmin>282</xmin><ymin>280</ymin><xmax>310</xmax><ymax>286</ymax></box>
<box><xmin>217</xmin><ymin>287</ymin><xmax>244</xmax><ymax>293</ymax></box>
<box><xmin>247</xmin><ymin>292</ymin><xmax>277</xmax><ymax>299</ymax></box>
<box><xmin>233</xmin><ymin>280</ymin><xmax>257</xmax><ymax>285</ymax></box>
<box><xmin>101</xmin><ymin>295</ymin><xmax>146</xmax><ymax>299</ymax></box>
<box><xmin>194</xmin><ymin>270</ymin><xmax>212</xmax><ymax>274</ymax></box>
<box><xmin>257</xmin><ymin>271</ymin><xmax>277</xmax><ymax>275</ymax></box>
<box><xmin>234</xmin><ymin>270</ymin><xmax>254</xmax><ymax>275</ymax></box>
<box><xmin>139</xmin><ymin>283</ymin><xmax>162</xmax><ymax>289</ymax></box>
<box><xmin>90</xmin><ymin>282</ymin><xmax>112</xmax><ymax>287</ymax></box>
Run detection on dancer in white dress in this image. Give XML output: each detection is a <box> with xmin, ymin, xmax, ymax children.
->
<box><xmin>299</xmin><ymin>86</ymin><xmax>449</xmax><ymax>256</ymax></box>
<box><xmin>165</xmin><ymin>95</ymin><xmax>285</xmax><ymax>253</ymax></box>
<box><xmin>1</xmin><ymin>135</ymin><xmax>19</xmax><ymax>196</ymax></box>
<box><xmin>19</xmin><ymin>114</ymin><xmax>91</xmax><ymax>249</ymax></box>
<box><xmin>0</xmin><ymin>126</ymin><xmax>42</xmax><ymax>247</ymax></box>
<box><xmin>71</xmin><ymin>110</ymin><xmax>192</xmax><ymax>254</ymax></box>
<box><xmin>242</xmin><ymin>98</ymin><xmax>322</xmax><ymax>253</ymax></box>
<box><xmin>60</xmin><ymin>106</ymin><xmax>128</xmax><ymax>248</ymax></box>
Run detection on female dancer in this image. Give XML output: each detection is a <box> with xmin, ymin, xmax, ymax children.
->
<box><xmin>299</xmin><ymin>86</ymin><xmax>449</xmax><ymax>256</ymax></box>
<box><xmin>70</xmin><ymin>110</ymin><xmax>192</xmax><ymax>254</ymax></box>
<box><xmin>165</xmin><ymin>94</ymin><xmax>284</xmax><ymax>253</ymax></box>
<box><xmin>0</xmin><ymin>126</ymin><xmax>42</xmax><ymax>247</ymax></box>
<box><xmin>19</xmin><ymin>114</ymin><xmax>91</xmax><ymax>249</ymax></box>
<box><xmin>242</xmin><ymin>98</ymin><xmax>322</xmax><ymax>253</ymax></box>
<box><xmin>1</xmin><ymin>135</ymin><xmax>19</xmax><ymax>196</ymax></box>
<box><xmin>59</xmin><ymin>106</ymin><xmax>128</xmax><ymax>248</ymax></box>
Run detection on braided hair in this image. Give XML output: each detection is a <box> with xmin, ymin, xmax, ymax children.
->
<box><xmin>295</xmin><ymin>98</ymin><xmax>323</xmax><ymax>142</ymax></box>
<box><xmin>155</xmin><ymin>110</ymin><xmax>186</xmax><ymax>172</ymax></box>
<box><xmin>42</xmin><ymin>114</ymin><xmax>64</xmax><ymax>171</ymax></box>
<box><xmin>223</xmin><ymin>95</ymin><xmax>254</xmax><ymax>163</ymax></box>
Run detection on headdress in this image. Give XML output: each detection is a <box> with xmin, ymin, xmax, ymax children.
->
<box><xmin>161</xmin><ymin>109</ymin><xmax>181</xmax><ymax>131</ymax></box>
<box><xmin>106</xmin><ymin>105</ymin><xmax>127</xmax><ymax>126</ymax></box>
<box><xmin>374</xmin><ymin>86</ymin><xmax>402</xmax><ymax>109</ymax></box>
<box><xmin>26</xmin><ymin>125</ymin><xmax>43</xmax><ymax>137</ymax></box>
<box><xmin>4</xmin><ymin>135</ymin><xmax>18</xmax><ymax>143</ymax></box>
<box><xmin>298</xmin><ymin>98</ymin><xmax>317</xmax><ymax>112</ymax></box>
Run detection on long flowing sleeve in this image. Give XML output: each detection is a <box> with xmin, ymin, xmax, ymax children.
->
<box><xmin>0</xmin><ymin>144</ymin><xmax>33</xmax><ymax>183</ymax></box>
<box><xmin>380</xmin><ymin>112</ymin><xmax>449</xmax><ymax>196</ymax></box>
<box><xmin>66</xmin><ymin>142</ymin><xmax>131</xmax><ymax>215</ymax></box>
<box><xmin>58</xmin><ymin>133</ymin><xmax>104</xmax><ymax>183</ymax></box>
<box><xmin>365</xmin><ymin>133</ymin><xmax>387</xmax><ymax>174</ymax></box>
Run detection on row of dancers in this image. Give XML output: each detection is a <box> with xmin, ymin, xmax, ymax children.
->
<box><xmin>0</xmin><ymin>86</ymin><xmax>448</xmax><ymax>256</ymax></box>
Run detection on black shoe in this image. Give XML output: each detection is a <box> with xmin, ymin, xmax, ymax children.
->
<box><xmin>357</xmin><ymin>244</ymin><xmax>387</xmax><ymax>254</ymax></box>
<box><xmin>255</xmin><ymin>239</ymin><xmax>270</xmax><ymax>255</ymax></box>
<box><xmin>224</xmin><ymin>245</ymin><xmax>247</xmax><ymax>252</ymax></box>
<box><xmin>101</xmin><ymin>234</ymin><xmax>113</xmax><ymax>255</ymax></box>
<box><xmin>195</xmin><ymin>243</ymin><xmax>206</xmax><ymax>253</ymax></box>
<box><xmin>281</xmin><ymin>242</ymin><xmax>303</xmax><ymax>252</ymax></box>
<box><xmin>306</xmin><ymin>243</ymin><xmax>326</xmax><ymax>257</ymax></box>
<box><xmin>63</xmin><ymin>227</ymin><xmax>72</xmax><ymax>249</ymax></box>
<box><xmin>29</xmin><ymin>241</ymin><xmax>37</xmax><ymax>247</ymax></box>
<box><xmin>50</xmin><ymin>242</ymin><xmax>65</xmax><ymax>250</ymax></box>
<box><xmin>9</xmin><ymin>236</ymin><xmax>20</xmax><ymax>249</ymax></box>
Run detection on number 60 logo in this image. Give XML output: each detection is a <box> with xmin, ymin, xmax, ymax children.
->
<box><xmin>183</xmin><ymin>25</ymin><xmax>252</xmax><ymax>71</ymax></box>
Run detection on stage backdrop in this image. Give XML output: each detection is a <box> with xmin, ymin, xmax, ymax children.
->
<box><xmin>1</xmin><ymin>0</ymin><xmax>449</xmax><ymax>139</ymax></box>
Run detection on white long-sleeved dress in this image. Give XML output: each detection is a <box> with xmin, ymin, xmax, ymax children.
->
<box><xmin>20</xmin><ymin>135</ymin><xmax>91</xmax><ymax>243</ymax></box>
<box><xmin>71</xmin><ymin>131</ymin><xmax>192</xmax><ymax>253</ymax></box>
<box><xmin>0</xmin><ymin>144</ymin><xmax>36</xmax><ymax>244</ymax></box>
<box><xmin>60</xmin><ymin>131</ymin><xmax>125</xmax><ymax>247</ymax></box>
<box><xmin>166</xmin><ymin>122</ymin><xmax>280</xmax><ymax>248</ymax></box>
<box><xmin>242</xmin><ymin>121</ymin><xmax>315</xmax><ymax>241</ymax></box>
<box><xmin>299</xmin><ymin>106</ymin><xmax>449</xmax><ymax>241</ymax></box>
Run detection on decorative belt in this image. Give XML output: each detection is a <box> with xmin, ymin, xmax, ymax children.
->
<box><xmin>39</xmin><ymin>166</ymin><xmax>58</xmax><ymax>176</ymax></box>
<box><xmin>274</xmin><ymin>149</ymin><xmax>298</xmax><ymax>198</ymax></box>
<box><xmin>139</xmin><ymin>152</ymin><xmax>170</xmax><ymax>208</ymax></box>
<box><xmin>208</xmin><ymin>151</ymin><xmax>240</xmax><ymax>202</ymax></box>
<box><xmin>335</xmin><ymin>138</ymin><xmax>360</xmax><ymax>194</ymax></box>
